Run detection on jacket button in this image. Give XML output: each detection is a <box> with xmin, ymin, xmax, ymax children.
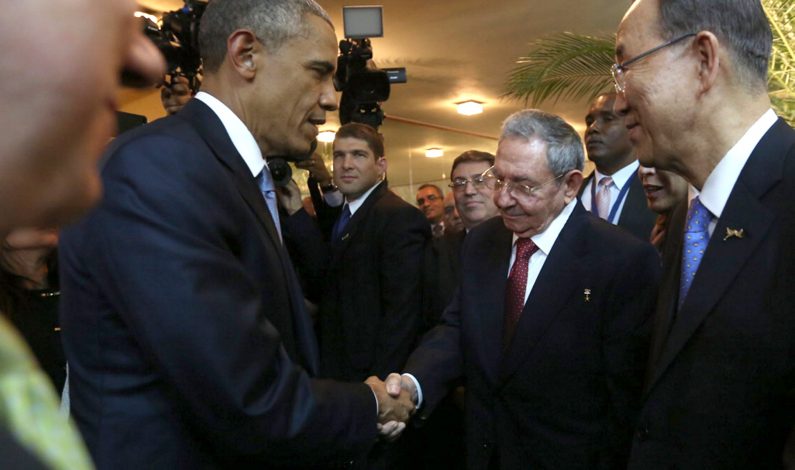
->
<box><xmin>636</xmin><ymin>424</ymin><xmax>650</xmax><ymax>441</ymax></box>
<box><xmin>482</xmin><ymin>442</ymin><xmax>491</xmax><ymax>450</ymax></box>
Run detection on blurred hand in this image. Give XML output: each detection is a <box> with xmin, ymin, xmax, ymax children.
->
<box><xmin>295</xmin><ymin>154</ymin><xmax>332</xmax><ymax>186</ymax></box>
<box><xmin>160</xmin><ymin>75</ymin><xmax>192</xmax><ymax>115</ymax></box>
<box><xmin>376</xmin><ymin>420</ymin><xmax>406</xmax><ymax>443</ymax></box>
<box><xmin>276</xmin><ymin>179</ymin><xmax>303</xmax><ymax>216</ymax></box>
<box><xmin>650</xmin><ymin>214</ymin><xmax>668</xmax><ymax>249</ymax></box>
<box><xmin>365</xmin><ymin>376</ymin><xmax>415</xmax><ymax>425</ymax></box>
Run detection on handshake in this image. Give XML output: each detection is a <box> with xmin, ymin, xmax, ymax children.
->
<box><xmin>364</xmin><ymin>373</ymin><xmax>419</xmax><ymax>441</ymax></box>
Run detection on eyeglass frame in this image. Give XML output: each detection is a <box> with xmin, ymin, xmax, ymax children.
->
<box><xmin>448</xmin><ymin>174</ymin><xmax>489</xmax><ymax>191</ymax></box>
<box><xmin>611</xmin><ymin>32</ymin><xmax>696</xmax><ymax>94</ymax></box>
<box><xmin>480</xmin><ymin>166</ymin><xmax>566</xmax><ymax>200</ymax></box>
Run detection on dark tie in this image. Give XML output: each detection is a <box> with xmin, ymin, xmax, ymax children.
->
<box><xmin>256</xmin><ymin>169</ymin><xmax>282</xmax><ymax>241</ymax></box>
<box><xmin>332</xmin><ymin>204</ymin><xmax>352</xmax><ymax>241</ymax></box>
<box><xmin>503</xmin><ymin>238</ymin><xmax>539</xmax><ymax>347</ymax></box>
<box><xmin>679</xmin><ymin>197</ymin><xmax>711</xmax><ymax>308</ymax></box>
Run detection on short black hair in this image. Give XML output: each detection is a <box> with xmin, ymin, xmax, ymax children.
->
<box><xmin>450</xmin><ymin>150</ymin><xmax>495</xmax><ymax>177</ymax></box>
<box><xmin>334</xmin><ymin>123</ymin><xmax>385</xmax><ymax>158</ymax></box>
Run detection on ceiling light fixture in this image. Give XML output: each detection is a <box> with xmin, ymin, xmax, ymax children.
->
<box><xmin>456</xmin><ymin>100</ymin><xmax>484</xmax><ymax>116</ymax></box>
<box><xmin>317</xmin><ymin>130</ymin><xmax>337</xmax><ymax>143</ymax></box>
<box><xmin>425</xmin><ymin>148</ymin><xmax>444</xmax><ymax>158</ymax></box>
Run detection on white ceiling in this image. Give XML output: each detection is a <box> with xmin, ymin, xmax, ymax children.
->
<box><xmin>127</xmin><ymin>0</ymin><xmax>627</xmax><ymax>190</ymax></box>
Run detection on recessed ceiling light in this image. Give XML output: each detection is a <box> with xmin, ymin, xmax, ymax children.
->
<box><xmin>425</xmin><ymin>148</ymin><xmax>444</xmax><ymax>158</ymax></box>
<box><xmin>317</xmin><ymin>130</ymin><xmax>337</xmax><ymax>143</ymax></box>
<box><xmin>456</xmin><ymin>100</ymin><xmax>484</xmax><ymax>116</ymax></box>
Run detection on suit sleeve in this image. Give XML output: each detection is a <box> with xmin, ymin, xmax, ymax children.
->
<box><xmin>282</xmin><ymin>208</ymin><xmax>329</xmax><ymax>303</ymax></box>
<box><xmin>371</xmin><ymin>205</ymin><xmax>430</xmax><ymax>379</ymax></box>
<box><xmin>84</xmin><ymin>134</ymin><xmax>376</xmax><ymax>465</ymax></box>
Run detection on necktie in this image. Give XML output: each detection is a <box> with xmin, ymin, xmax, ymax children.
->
<box><xmin>679</xmin><ymin>197</ymin><xmax>711</xmax><ymax>308</ymax></box>
<box><xmin>256</xmin><ymin>169</ymin><xmax>282</xmax><ymax>241</ymax></box>
<box><xmin>593</xmin><ymin>176</ymin><xmax>613</xmax><ymax>220</ymax></box>
<box><xmin>503</xmin><ymin>238</ymin><xmax>539</xmax><ymax>347</ymax></box>
<box><xmin>0</xmin><ymin>315</ymin><xmax>92</xmax><ymax>470</ymax></box>
<box><xmin>332</xmin><ymin>204</ymin><xmax>352</xmax><ymax>241</ymax></box>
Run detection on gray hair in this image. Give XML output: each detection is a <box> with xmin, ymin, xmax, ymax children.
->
<box><xmin>499</xmin><ymin>109</ymin><xmax>584</xmax><ymax>176</ymax></box>
<box><xmin>657</xmin><ymin>0</ymin><xmax>771</xmax><ymax>91</ymax></box>
<box><xmin>199</xmin><ymin>0</ymin><xmax>333</xmax><ymax>72</ymax></box>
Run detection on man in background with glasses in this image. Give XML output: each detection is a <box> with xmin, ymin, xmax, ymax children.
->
<box><xmin>613</xmin><ymin>0</ymin><xmax>795</xmax><ymax>467</ymax></box>
<box><xmin>385</xmin><ymin>109</ymin><xmax>660</xmax><ymax>469</ymax></box>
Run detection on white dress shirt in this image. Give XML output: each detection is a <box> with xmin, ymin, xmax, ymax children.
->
<box><xmin>689</xmin><ymin>108</ymin><xmax>777</xmax><ymax>236</ymax></box>
<box><xmin>580</xmin><ymin>160</ymin><xmax>639</xmax><ymax>224</ymax></box>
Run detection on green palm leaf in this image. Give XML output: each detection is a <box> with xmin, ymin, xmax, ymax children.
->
<box><xmin>504</xmin><ymin>4</ymin><xmax>794</xmax><ymax>126</ymax></box>
<box><xmin>503</xmin><ymin>32</ymin><xmax>615</xmax><ymax>106</ymax></box>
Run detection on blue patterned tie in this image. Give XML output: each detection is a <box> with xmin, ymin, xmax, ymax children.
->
<box><xmin>679</xmin><ymin>197</ymin><xmax>711</xmax><ymax>308</ymax></box>
<box><xmin>332</xmin><ymin>204</ymin><xmax>351</xmax><ymax>242</ymax></box>
<box><xmin>256</xmin><ymin>169</ymin><xmax>282</xmax><ymax>241</ymax></box>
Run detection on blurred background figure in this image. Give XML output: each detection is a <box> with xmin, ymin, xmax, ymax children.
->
<box><xmin>415</xmin><ymin>184</ymin><xmax>446</xmax><ymax>237</ymax></box>
<box><xmin>441</xmin><ymin>192</ymin><xmax>463</xmax><ymax>235</ymax></box>
<box><xmin>160</xmin><ymin>75</ymin><xmax>194</xmax><ymax>116</ymax></box>
<box><xmin>637</xmin><ymin>165</ymin><xmax>688</xmax><ymax>252</ymax></box>
<box><xmin>0</xmin><ymin>228</ymin><xmax>64</xmax><ymax>392</ymax></box>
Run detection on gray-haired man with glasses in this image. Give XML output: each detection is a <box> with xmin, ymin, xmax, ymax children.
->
<box><xmin>385</xmin><ymin>109</ymin><xmax>661</xmax><ymax>469</ymax></box>
<box><xmin>613</xmin><ymin>0</ymin><xmax>795</xmax><ymax>468</ymax></box>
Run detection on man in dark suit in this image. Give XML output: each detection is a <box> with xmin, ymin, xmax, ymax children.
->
<box><xmin>386</xmin><ymin>110</ymin><xmax>661</xmax><ymax>469</ymax></box>
<box><xmin>318</xmin><ymin>123</ymin><xmax>429</xmax><ymax>383</ymax></box>
<box><xmin>58</xmin><ymin>1</ymin><xmax>412</xmax><ymax>468</ymax></box>
<box><xmin>614</xmin><ymin>0</ymin><xmax>795</xmax><ymax>467</ymax></box>
<box><xmin>422</xmin><ymin>150</ymin><xmax>499</xmax><ymax>330</ymax></box>
<box><xmin>580</xmin><ymin>93</ymin><xmax>656</xmax><ymax>241</ymax></box>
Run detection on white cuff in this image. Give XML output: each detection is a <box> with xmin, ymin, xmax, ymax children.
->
<box><xmin>402</xmin><ymin>373</ymin><xmax>423</xmax><ymax>409</ymax></box>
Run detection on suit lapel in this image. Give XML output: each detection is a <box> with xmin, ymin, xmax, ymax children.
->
<box><xmin>177</xmin><ymin>100</ymin><xmax>319</xmax><ymax>373</ymax></box>
<box><xmin>646</xmin><ymin>120</ymin><xmax>788</xmax><ymax>391</ymax></box>
<box><xmin>498</xmin><ymin>205</ymin><xmax>587</xmax><ymax>383</ymax></box>
<box><xmin>618</xmin><ymin>173</ymin><xmax>645</xmax><ymax>225</ymax></box>
<box><xmin>330</xmin><ymin>182</ymin><xmax>386</xmax><ymax>265</ymax></box>
<box><xmin>178</xmin><ymin>100</ymin><xmax>283</xmax><ymax>248</ymax></box>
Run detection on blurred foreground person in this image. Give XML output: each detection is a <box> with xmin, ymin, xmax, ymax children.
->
<box><xmin>637</xmin><ymin>165</ymin><xmax>687</xmax><ymax>251</ymax></box>
<box><xmin>0</xmin><ymin>0</ymin><xmax>164</xmax><ymax>468</ymax></box>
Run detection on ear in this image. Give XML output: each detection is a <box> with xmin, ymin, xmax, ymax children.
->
<box><xmin>377</xmin><ymin>156</ymin><xmax>388</xmax><ymax>177</ymax></box>
<box><xmin>693</xmin><ymin>31</ymin><xmax>721</xmax><ymax>94</ymax></box>
<box><xmin>226</xmin><ymin>29</ymin><xmax>259</xmax><ymax>80</ymax></box>
<box><xmin>562</xmin><ymin>170</ymin><xmax>584</xmax><ymax>203</ymax></box>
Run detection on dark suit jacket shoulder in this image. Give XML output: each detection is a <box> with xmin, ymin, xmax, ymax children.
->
<box><xmin>60</xmin><ymin>100</ymin><xmax>376</xmax><ymax>469</ymax></box>
<box><xmin>406</xmin><ymin>204</ymin><xmax>660</xmax><ymax>469</ymax></box>
<box><xmin>421</xmin><ymin>228</ymin><xmax>466</xmax><ymax>331</ymax></box>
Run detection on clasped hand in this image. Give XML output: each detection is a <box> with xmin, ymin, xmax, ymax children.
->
<box><xmin>364</xmin><ymin>374</ymin><xmax>418</xmax><ymax>442</ymax></box>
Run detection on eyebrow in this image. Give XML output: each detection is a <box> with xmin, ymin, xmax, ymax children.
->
<box><xmin>308</xmin><ymin>60</ymin><xmax>335</xmax><ymax>74</ymax></box>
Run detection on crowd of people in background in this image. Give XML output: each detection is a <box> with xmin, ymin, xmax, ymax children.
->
<box><xmin>0</xmin><ymin>0</ymin><xmax>792</xmax><ymax>469</ymax></box>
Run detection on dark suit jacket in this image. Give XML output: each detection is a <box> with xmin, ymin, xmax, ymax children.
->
<box><xmin>580</xmin><ymin>170</ymin><xmax>656</xmax><ymax>241</ymax></box>
<box><xmin>405</xmin><ymin>203</ymin><xmax>660</xmax><ymax>469</ymax></box>
<box><xmin>315</xmin><ymin>182</ymin><xmax>430</xmax><ymax>382</ymax></box>
<box><xmin>59</xmin><ymin>99</ymin><xmax>376</xmax><ymax>469</ymax></box>
<box><xmin>421</xmin><ymin>228</ymin><xmax>466</xmax><ymax>332</ymax></box>
<box><xmin>629</xmin><ymin>118</ymin><xmax>795</xmax><ymax>469</ymax></box>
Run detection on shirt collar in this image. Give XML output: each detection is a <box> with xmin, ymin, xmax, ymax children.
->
<box><xmin>594</xmin><ymin>160</ymin><xmax>639</xmax><ymax>189</ymax></box>
<box><xmin>512</xmin><ymin>198</ymin><xmax>577</xmax><ymax>255</ymax></box>
<box><xmin>195</xmin><ymin>91</ymin><xmax>265</xmax><ymax>178</ymax></box>
<box><xmin>345</xmin><ymin>180</ymin><xmax>383</xmax><ymax>215</ymax></box>
<box><xmin>698</xmin><ymin>108</ymin><xmax>777</xmax><ymax>218</ymax></box>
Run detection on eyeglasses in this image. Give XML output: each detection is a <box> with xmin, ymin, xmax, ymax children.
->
<box><xmin>611</xmin><ymin>33</ymin><xmax>696</xmax><ymax>94</ymax></box>
<box><xmin>448</xmin><ymin>174</ymin><xmax>488</xmax><ymax>191</ymax></box>
<box><xmin>481</xmin><ymin>166</ymin><xmax>564</xmax><ymax>201</ymax></box>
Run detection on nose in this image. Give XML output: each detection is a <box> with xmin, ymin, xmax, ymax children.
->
<box><xmin>319</xmin><ymin>78</ymin><xmax>338</xmax><ymax>112</ymax></box>
<box><xmin>464</xmin><ymin>180</ymin><xmax>478</xmax><ymax>196</ymax></box>
<box><xmin>122</xmin><ymin>25</ymin><xmax>167</xmax><ymax>88</ymax></box>
<box><xmin>494</xmin><ymin>185</ymin><xmax>513</xmax><ymax>209</ymax></box>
